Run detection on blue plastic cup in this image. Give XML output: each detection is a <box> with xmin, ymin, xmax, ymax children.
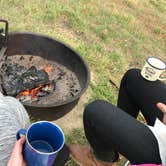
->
<box><xmin>16</xmin><ymin>121</ymin><xmax>65</xmax><ymax>166</ymax></box>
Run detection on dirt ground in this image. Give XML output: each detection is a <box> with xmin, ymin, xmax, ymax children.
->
<box><xmin>54</xmin><ymin>89</ymin><xmax>91</xmax><ymax>134</ymax></box>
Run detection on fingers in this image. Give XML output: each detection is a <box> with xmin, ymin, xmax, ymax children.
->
<box><xmin>7</xmin><ymin>136</ymin><xmax>26</xmax><ymax>166</ymax></box>
<box><xmin>18</xmin><ymin>136</ymin><xmax>26</xmax><ymax>145</ymax></box>
<box><xmin>13</xmin><ymin>136</ymin><xmax>26</xmax><ymax>155</ymax></box>
<box><xmin>156</xmin><ymin>102</ymin><xmax>166</xmax><ymax>114</ymax></box>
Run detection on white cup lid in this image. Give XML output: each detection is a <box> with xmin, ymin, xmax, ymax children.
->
<box><xmin>148</xmin><ymin>57</ymin><xmax>166</xmax><ymax>70</ymax></box>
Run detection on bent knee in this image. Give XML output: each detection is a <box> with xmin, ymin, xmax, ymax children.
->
<box><xmin>123</xmin><ymin>68</ymin><xmax>140</xmax><ymax>80</ymax></box>
<box><xmin>84</xmin><ymin>100</ymin><xmax>114</xmax><ymax>120</ymax></box>
<box><xmin>122</xmin><ymin>68</ymin><xmax>141</xmax><ymax>86</ymax></box>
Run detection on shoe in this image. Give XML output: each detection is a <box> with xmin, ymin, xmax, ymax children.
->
<box><xmin>68</xmin><ymin>144</ymin><xmax>116</xmax><ymax>166</ymax></box>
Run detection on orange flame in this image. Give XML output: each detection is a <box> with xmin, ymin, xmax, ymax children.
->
<box><xmin>44</xmin><ymin>66</ymin><xmax>52</xmax><ymax>74</ymax></box>
<box><xmin>17</xmin><ymin>66</ymin><xmax>53</xmax><ymax>99</ymax></box>
<box><xmin>18</xmin><ymin>84</ymin><xmax>43</xmax><ymax>98</ymax></box>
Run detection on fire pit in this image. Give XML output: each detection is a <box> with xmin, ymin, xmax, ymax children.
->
<box><xmin>0</xmin><ymin>31</ymin><xmax>90</xmax><ymax>117</ymax></box>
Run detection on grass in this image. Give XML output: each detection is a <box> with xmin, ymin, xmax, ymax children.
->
<box><xmin>0</xmin><ymin>0</ymin><xmax>165</xmax><ymax>165</ymax></box>
<box><xmin>65</xmin><ymin>128</ymin><xmax>88</xmax><ymax>145</ymax></box>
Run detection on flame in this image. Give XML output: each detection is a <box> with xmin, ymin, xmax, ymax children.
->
<box><xmin>44</xmin><ymin>66</ymin><xmax>52</xmax><ymax>74</ymax></box>
<box><xmin>17</xmin><ymin>66</ymin><xmax>53</xmax><ymax>100</ymax></box>
<box><xmin>18</xmin><ymin>84</ymin><xmax>43</xmax><ymax>98</ymax></box>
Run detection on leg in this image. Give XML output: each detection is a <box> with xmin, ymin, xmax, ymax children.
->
<box><xmin>0</xmin><ymin>95</ymin><xmax>30</xmax><ymax>165</ymax></box>
<box><xmin>84</xmin><ymin>100</ymin><xmax>162</xmax><ymax>164</ymax></box>
<box><xmin>118</xmin><ymin>69</ymin><xmax>166</xmax><ymax>125</ymax></box>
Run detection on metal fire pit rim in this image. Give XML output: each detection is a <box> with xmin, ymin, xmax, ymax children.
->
<box><xmin>7</xmin><ymin>32</ymin><xmax>90</xmax><ymax>108</ymax></box>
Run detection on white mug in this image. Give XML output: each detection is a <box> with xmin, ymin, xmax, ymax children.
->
<box><xmin>141</xmin><ymin>57</ymin><xmax>166</xmax><ymax>81</ymax></box>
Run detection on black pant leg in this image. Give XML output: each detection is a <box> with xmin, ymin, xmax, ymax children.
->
<box><xmin>83</xmin><ymin>100</ymin><xmax>162</xmax><ymax>164</ymax></box>
<box><xmin>118</xmin><ymin>69</ymin><xmax>166</xmax><ymax>125</ymax></box>
<box><xmin>117</xmin><ymin>69</ymin><xmax>140</xmax><ymax>118</ymax></box>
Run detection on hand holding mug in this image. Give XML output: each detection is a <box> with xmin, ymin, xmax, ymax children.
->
<box><xmin>7</xmin><ymin>136</ymin><xmax>26</xmax><ymax>166</ymax></box>
<box><xmin>16</xmin><ymin>121</ymin><xmax>65</xmax><ymax>166</ymax></box>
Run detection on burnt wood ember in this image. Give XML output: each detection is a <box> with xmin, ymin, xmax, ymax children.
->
<box><xmin>0</xmin><ymin>63</ymin><xmax>50</xmax><ymax>96</ymax></box>
<box><xmin>17</xmin><ymin>80</ymin><xmax>56</xmax><ymax>103</ymax></box>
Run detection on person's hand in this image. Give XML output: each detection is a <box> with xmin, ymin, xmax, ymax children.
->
<box><xmin>156</xmin><ymin>102</ymin><xmax>166</xmax><ymax>125</ymax></box>
<box><xmin>7</xmin><ymin>136</ymin><xmax>26</xmax><ymax>166</ymax></box>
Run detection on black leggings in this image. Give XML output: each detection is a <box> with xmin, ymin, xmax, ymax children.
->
<box><xmin>83</xmin><ymin>69</ymin><xmax>166</xmax><ymax>164</ymax></box>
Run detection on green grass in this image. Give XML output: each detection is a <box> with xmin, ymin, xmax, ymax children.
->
<box><xmin>65</xmin><ymin>128</ymin><xmax>88</xmax><ymax>145</ymax></box>
<box><xmin>0</xmin><ymin>0</ymin><xmax>165</xmax><ymax>165</ymax></box>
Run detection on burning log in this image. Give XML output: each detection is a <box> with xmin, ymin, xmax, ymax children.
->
<box><xmin>17</xmin><ymin>81</ymin><xmax>56</xmax><ymax>103</ymax></box>
<box><xmin>0</xmin><ymin>63</ymin><xmax>50</xmax><ymax>96</ymax></box>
